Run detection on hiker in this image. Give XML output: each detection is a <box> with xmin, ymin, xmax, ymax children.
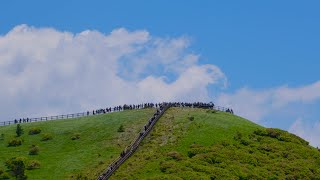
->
<box><xmin>120</xmin><ymin>151</ymin><xmax>124</xmax><ymax>158</ymax></box>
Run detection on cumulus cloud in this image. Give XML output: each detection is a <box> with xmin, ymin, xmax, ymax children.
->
<box><xmin>217</xmin><ymin>81</ymin><xmax>320</xmax><ymax>122</ymax></box>
<box><xmin>0</xmin><ymin>24</ymin><xmax>226</xmax><ymax>120</ymax></box>
<box><xmin>289</xmin><ymin>118</ymin><xmax>320</xmax><ymax>147</ymax></box>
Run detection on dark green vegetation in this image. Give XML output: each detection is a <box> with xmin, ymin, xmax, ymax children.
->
<box><xmin>112</xmin><ymin>108</ymin><xmax>320</xmax><ymax>179</ymax></box>
<box><xmin>0</xmin><ymin>109</ymin><xmax>155</xmax><ymax>179</ymax></box>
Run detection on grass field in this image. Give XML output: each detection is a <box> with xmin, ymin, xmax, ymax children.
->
<box><xmin>111</xmin><ymin>107</ymin><xmax>320</xmax><ymax>179</ymax></box>
<box><xmin>0</xmin><ymin>108</ymin><xmax>155</xmax><ymax>179</ymax></box>
<box><xmin>0</xmin><ymin>107</ymin><xmax>319</xmax><ymax>179</ymax></box>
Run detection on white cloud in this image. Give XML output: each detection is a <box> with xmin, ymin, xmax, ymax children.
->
<box><xmin>0</xmin><ymin>24</ymin><xmax>226</xmax><ymax>120</ymax></box>
<box><xmin>289</xmin><ymin>118</ymin><xmax>320</xmax><ymax>147</ymax></box>
<box><xmin>216</xmin><ymin>81</ymin><xmax>320</xmax><ymax>123</ymax></box>
<box><xmin>272</xmin><ymin>82</ymin><xmax>320</xmax><ymax>107</ymax></box>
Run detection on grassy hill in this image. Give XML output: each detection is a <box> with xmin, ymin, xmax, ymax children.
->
<box><xmin>110</xmin><ymin>107</ymin><xmax>320</xmax><ymax>179</ymax></box>
<box><xmin>0</xmin><ymin>107</ymin><xmax>319</xmax><ymax>179</ymax></box>
<box><xmin>0</xmin><ymin>108</ymin><xmax>155</xmax><ymax>179</ymax></box>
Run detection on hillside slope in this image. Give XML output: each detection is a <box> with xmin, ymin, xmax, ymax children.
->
<box><xmin>111</xmin><ymin>107</ymin><xmax>320</xmax><ymax>179</ymax></box>
<box><xmin>0</xmin><ymin>108</ymin><xmax>155</xmax><ymax>179</ymax></box>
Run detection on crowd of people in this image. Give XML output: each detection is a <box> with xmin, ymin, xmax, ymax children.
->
<box><xmin>12</xmin><ymin>103</ymin><xmax>163</xmax><ymax>125</ymax></box>
<box><xmin>11</xmin><ymin>102</ymin><xmax>233</xmax><ymax>126</ymax></box>
<box><xmin>14</xmin><ymin>118</ymin><xmax>30</xmax><ymax>124</ymax></box>
<box><xmin>89</xmin><ymin>103</ymin><xmax>160</xmax><ymax>116</ymax></box>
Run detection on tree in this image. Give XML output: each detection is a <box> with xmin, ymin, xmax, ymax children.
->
<box><xmin>16</xmin><ymin>124</ymin><xmax>24</xmax><ymax>137</ymax></box>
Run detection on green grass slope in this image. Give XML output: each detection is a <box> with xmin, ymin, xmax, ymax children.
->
<box><xmin>0</xmin><ymin>108</ymin><xmax>155</xmax><ymax>179</ymax></box>
<box><xmin>111</xmin><ymin>107</ymin><xmax>320</xmax><ymax>179</ymax></box>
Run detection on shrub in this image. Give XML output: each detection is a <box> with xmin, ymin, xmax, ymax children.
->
<box><xmin>0</xmin><ymin>171</ymin><xmax>10</xmax><ymax>179</ymax></box>
<box><xmin>8</xmin><ymin>138</ymin><xmax>23</xmax><ymax>147</ymax></box>
<box><xmin>41</xmin><ymin>133</ymin><xmax>53</xmax><ymax>141</ymax></box>
<box><xmin>221</xmin><ymin>140</ymin><xmax>230</xmax><ymax>147</ymax></box>
<box><xmin>240</xmin><ymin>139</ymin><xmax>250</xmax><ymax>146</ymax></box>
<box><xmin>234</xmin><ymin>131</ymin><xmax>243</xmax><ymax>140</ymax></box>
<box><xmin>16</xmin><ymin>124</ymin><xmax>24</xmax><ymax>137</ymax></box>
<box><xmin>29</xmin><ymin>145</ymin><xmax>39</xmax><ymax>155</ymax></box>
<box><xmin>187</xmin><ymin>151</ymin><xmax>197</xmax><ymax>158</ymax></box>
<box><xmin>167</xmin><ymin>151</ymin><xmax>182</xmax><ymax>161</ymax></box>
<box><xmin>253</xmin><ymin>129</ymin><xmax>267</xmax><ymax>136</ymax></box>
<box><xmin>159</xmin><ymin>161</ymin><xmax>176</xmax><ymax>173</ymax></box>
<box><xmin>28</xmin><ymin>127</ymin><xmax>41</xmax><ymax>135</ymax></box>
<box><xmin>117</xmin><ymin>124</ymin><xmax>125</xmax><ymax>132</ymax></box>
<box><xmin>188</xmin><ymin>116</ymin><xmax>195</xmax><ymax>121</ymax></box>
<box><xmin>266</xmin><ymin>128</ymin><xmax>281</xmax><ymax>138</ymax></box>
<box><xmin>258</xmin><ymin>145</ymin><xmax>272</xmax><ymax>152</ymax></box>
<box><xmin>71</xmin><ymin>133</ymin><xmax>80</xmax><ymax>140</ymax></box>
<box><xmin>26</xmin><ymin>160</ymin><xmax>40</xmax><ymax>170</ymax></box>
<box><xmin>5</xmin><ymin>157</ymin><xmax>27</xmax><ymax>179</ymax></box>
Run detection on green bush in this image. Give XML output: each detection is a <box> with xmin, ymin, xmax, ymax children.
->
<box><xmin>41</xmin><ymin>133</ymin><xmax>53</xmax><ymax>141</ymax></box>
<box><xmin>159</xmin><ymin>161</ymin><xmax>176</xmax><ymax>173</ymax></box>
<box><xmin>0</xmin><ymin>171</ymin><xmax>10</xmax><ymax>179</ymax></box>
<box><xmin>26</xmin><ymin>160</ymin><xmax>41</xmax><ymax>170</ymax></box>
<box><xmin>117</xmin><ymin>124</ymin><xmax>125</xmax><ymax>132</ymax></box>
<box><xmin>240</xmin><ymin>139</ymin><xmax>250</xmax><ymax>146</ymax></box>
<box><xmin>71</xmin><ymin>133</ymin><xmax>80</xmax><ymax>140</ymax></box>
<box><xmin>188</xmin><ymin>116</ymin><xmax>195</xmax><ymax>121</ymax></box>
<box><xmin>167</xmin><ymin>151</ymin><xmax>182</xmax><ymax>161</ymax></box>
<box><xmin>253</xmin><ymin>129</ymin><xmax>268</xmax><ymax>136</ymax></box>
<box><xmin>266</xmin><ymin>128</ymin><xmax>281</xmax><ymax>138</ymax></box>
<box><xmin>234</xmin><ymin>131</ymin><xmax>243</xmax><ymax>140</ymax></box>
<box><xmin>5</xmin><ymin>156</ymin><xmax>27</xmax><ymax>179</ymax></box>
<box><xmin>29</xmin><ymin>145</ymin><xmax>40</xmax><ymax>155</ymax></box>
<box><xmin>28</xmin><ymin>127</ymin><xmax>41</xmax><ymax>135</ymax></box>
<box><xmin>8</xmin><ymin>138</ymin><xmax>23</xmax><ymax>147</ymax></box>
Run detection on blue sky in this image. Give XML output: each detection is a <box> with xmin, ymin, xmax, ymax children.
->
<box><xmin>0</xmin><ymin>1</ymin><xmax>319</xmax><ymax>146</ymax></box>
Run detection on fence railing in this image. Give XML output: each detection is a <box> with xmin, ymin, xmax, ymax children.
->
<box><xmin>0</xmin><ymin>103</ymin><xmax>233</xmax><ymax>127</ymax></box>
<box><xmin>0</xmin><ymin>107</ymin><xmax>129</xmax><ymax>126</ymax></box>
